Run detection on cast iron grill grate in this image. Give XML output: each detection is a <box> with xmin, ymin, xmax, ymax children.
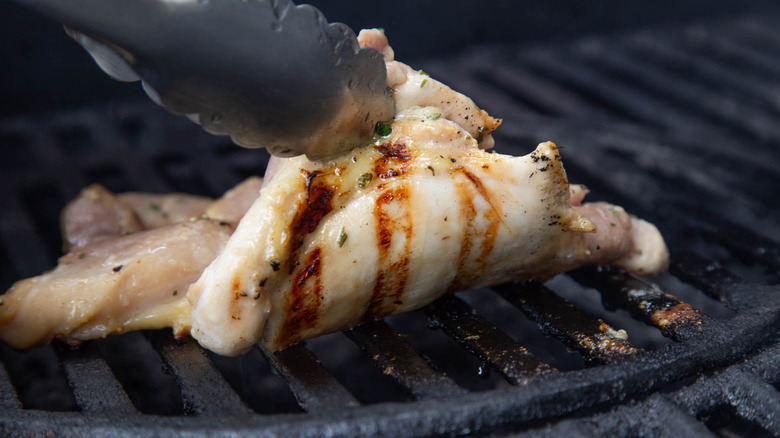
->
<box><xmin>0</xmin><ymin>14</ymin><xmax>779</xmax><ymax>437</ymax></box>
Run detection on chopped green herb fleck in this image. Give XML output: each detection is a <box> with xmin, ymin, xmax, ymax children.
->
<box><xmin>78</xmin><ymin>253</ymin><xmax>86</xmax><ymax>259</ymax></box>
<box><xmin>571</xmin><ymin>189</ymin><xmax>576</xmax><ymax>194</ymax></box>
<box><xmin>635</xmin><ymin>249</ymin><xmax>643</xmax><ymax>255</ymax></box>
<box><xmin>149</xmin><ymin>203</ymin><xmax>161</xmax><ymax>212</ymax></box>
<box><xmin>475</xmin><ymin>126</ymin><xmax>485</xmax><ymax>144</ymax></box>
<box><xmin>358</xmin><ymin>173</ymin><xmax>373</xmax><ymax>188</ymax></box>
<box><xmin>420</xmin><ymin>78</ymin><xmax>428</xmax><ymax>88</ymax></box>
<box><xmin>607</xmin><ymin>206</ymin><xmax>622</xmax><ymax>216</ymax></box>
<box><xmin>121</xmin><ymin>231</ymin><xmax>134</xmax><ymax>237</ymax></box>
<box><xmin>270</xmin><ymin>259</ymin><xmax>280</xmax><ymax>271</ymax></box>
<box><xmin>378</xmin><ymin>27</ymin><xmax>385</xmax><ymax>33</ymax></box>
<box><xmin>173</xmin><ymin>290</ymin><xmax>178</xmax><ymax>296</ymax></box>
<box><xmin>418</xmin><ymin>69</ymin><xmax>429</xmax><ymax>76</ymax></box>
<box><xmin>375</xmin><ymin>121</ymin><xmax>392</xmax><ymax>136</ymax></box>
<box><xmin>428</xmin><ymin>112</ymin><xmax>441</xmax><ymax>120</ymax></box>
<box><xmin>386</xmin><ymin>86</ymin><xmax>395</xmax><ymax>93</ymax></box>
<box><xmin>338</xmin><ymin>228</ymin><xmax>348</xmax><ymax>247</ymax></box>
<box><xmin>609</xmin><ymin>222</ymin><xmax>616</xmax><ymax>227</ymax></box>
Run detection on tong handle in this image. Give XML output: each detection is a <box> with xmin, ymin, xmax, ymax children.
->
<box><xmin>13</xmin><ymin>0</ymin><xmax>394</xmax><ymax>160</ymax></box>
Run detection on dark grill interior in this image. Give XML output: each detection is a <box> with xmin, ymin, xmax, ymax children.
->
<box><xmin>1</xmin><ymin>11</ymin><xmax>779</xmax><ymax>438</ymax></box>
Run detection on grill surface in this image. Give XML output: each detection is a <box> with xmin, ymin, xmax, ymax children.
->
<box><xmin>1</xmin><ymin>13</ymin><xmax>779</xmax><ymax>438</ymax></box>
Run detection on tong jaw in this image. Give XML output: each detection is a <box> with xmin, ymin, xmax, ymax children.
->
<box><xmin>15</xmin><ymin>0</ymin><xmax>395</xmax><ymax>160</ymax></box>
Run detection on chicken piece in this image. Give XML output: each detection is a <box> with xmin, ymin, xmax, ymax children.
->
<box><xmin>118</xmin><ymin>192</ymin><xmax>213</xmax><ymax>229</ymax></box>
<box><xmin>187</xmin><ymin>31</ymin><xmax>668</xmax><ymax>356</ymax></box>
<box><xmin>0</xmin><ymin>220</ymin><xmax>232</xmax><ymax>349</ymax></box>
<box><xmin>188</xmin><ymin>107</ymin><xmax>669</xmax><ymax>356</ymax></box>
<box><xmin>61</xmin><ymin>184</ymin><xmax>145</xmax><ymax>251</ymax></box>
<box><xmin>360</xmin><ymin>29</ymin><xmax>502</xmax><ymax>150</ymax></box>
<box><xmin>201</xmin><ymin>176</ymin><xmax>263</xmax><ymax>224</ymax></box>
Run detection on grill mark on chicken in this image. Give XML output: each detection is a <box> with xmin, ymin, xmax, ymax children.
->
<box><xmin>448</xmin><ymin>177</ymin><xmax>478</xmax><ymax>292</ymax></box>
<box><xmin>458</xmin><ymin>168</ymin><xmax>501</xmax><ymax>264</ymax></box>
<box><xmin>288</xmin><ymin>170</ymin><xmax>336</xmax><ymax>274</ymax></box>
<box><xmin>228</xmin><ymin>276</ymin><xmax>243</xmax><ymax>320</ymax></box>
<box><xmin>447</xmin><ymin>169</ymin><xmax>501</xmax><ymax>292</ymax></box>
<box><xmin>373</xmin><ymin>142</ymin><xmax>412</xmax><ymax>179</ymax></box>
<box><xmin>365</xmin><ymin>186</ymin><xmax>412</xmax><ymax>320</ymax></box>
<box><xmin>279</xmin><ymin>247</ymin><xmax>323</xmax><ymax>345</ymax></box>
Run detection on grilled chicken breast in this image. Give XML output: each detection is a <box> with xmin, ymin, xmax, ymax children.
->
<box><xmin>188</xmin><ymin>125</ymin><xmax>667</xmax><ymax>356</ymax></box>
<box><xmin>187</xmin><ymin>30</ymin><xmax>667</xmax><ymax>356</ymax></box>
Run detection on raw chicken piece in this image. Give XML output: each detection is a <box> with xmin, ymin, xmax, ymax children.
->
<box><xmin>61</xmin><ymin>184</ymin><xmax>145</xmax><ymax>251</ymax></box>
<box><xmin>1</xmin><ymin>176</ymin><xmax>265</xmax><ymax>349</ymax></box>
<box><xmin>61</xmin><ymin>178</ymin><xmax>263</xmax><ymax>249</ymax></box>
<box><xmin>118</xmin><ymin>192</ymin><xmax>213</xmax><ymax>229</ymax></box>
<box><xmin>0</xmin><ymin>220</ymin><xmax>231</xmax><ymax>349</ymax></box>
<box><xmin>201</xmin><ymin>176</ymin><xmax>264</xmax><ymax>224</ymax></box>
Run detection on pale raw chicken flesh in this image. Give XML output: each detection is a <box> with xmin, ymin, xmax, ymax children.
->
<box><xmin>186</xmin><ymin>30</ymin><xmax>668</xmax><ymax>356</ymax></box>
<box><xmin>0</xmin><ymin>178</ymin><xmax>261</xmax><ymax>349</ymax></box>
<box><xmin>0</xmin><ymin>220</ymin><xmax>232</xmax><ymax>349</ymax></box>
<box><xmin>61</xmin><ymin>184</ymin><xmax>145</xmax><ymax>252</ymax></box>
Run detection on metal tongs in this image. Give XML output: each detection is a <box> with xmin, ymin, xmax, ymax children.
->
<box><xmin>12</xmin><ymin>0</ymin><xmax>395</xmax><ymax>161</ymax></box>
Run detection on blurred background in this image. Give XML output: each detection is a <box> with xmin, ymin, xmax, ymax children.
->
<box><xmin>2</xmin><ymin>0</ymin><xmax>780</xmax><ymax>117</ymax></box>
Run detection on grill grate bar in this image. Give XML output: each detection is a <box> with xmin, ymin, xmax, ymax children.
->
<box><xmin>495</xmin><ymin>282</ymin><xmax>641</xmax><ymax>364</ymax></box>
<box><xmin>345</xmin><ymin>320</ymin><xmax>466</xmax><ymax>400</ymax></box>
<box><xmin>456</xmin><ymin>57</ymin><xmax>606</xmax><ymax>119</ymax></box>
<box><xmin>687</xmin><ymin>211</ymin><xmax>780</xmax><ymax>273</ymax></box>
<box><xmin>627</xmin><ymin>33</ymin><xmax>780</xmax><ymax>114</ymax></box>
<box><xmin>569</xmin><ymin>267</ymin><xmax>708</xmax><ymax>341</ymax></box>
<box><xmin>594</xmin><ymin>395</ymin><xmax>717</xmax><ymax>438</ymax></box>
<box><xmin>258</xmin><ymin>343</ymin><xmax>360</xmax><ymax>412</ymax></box>
<box><xmin>148</xmin><ymin>334</ymin><xmax>251</xmax><ymax>417</ymax></box>
<box><xmin>725</xmin><ymin>371</ymin><xmax>780</xmax><ymax>435</ymax></box>
<box><xmin>731</xmin><ymin>18</ymin><xmax>780</xmax><ymax>57</ymax></box>
<box><xmin>0</xmin><ymin>361</ymin><xmax>21</xmax><ymax>409</ymax></box>
<box><xmin>586</xmin><ymin>42</ymin><xmax>780</xmax><ymax>144</ymax></box>
<box><xmin>692</xmin><ymin>23</ymin><xmax>780</xmax><ymax>80</ymax></box>
<box><xmin>670</xmin><ymin>344</ymin><xmax>780</xmax><ymax>436</ymax></box>
<box><xmin>669</xmin><ymin>252</ymin><xmax>753</xmax><ymax>309</ymax></box>
<box><xmin>513</xmin><ymin>393</ymin><xmax>717</xmax><ymax>437</ymax></box>
<box><xmin>521</xmin><ymin>49</ymin><xmax>722</xmax><ymax>135</ymax></box>
<box><xmin>57</xmin><ymin>343</ymin><xmax>136</xmax><ymax>414</ymax></box>
<box><xmin>744</xmin><ymin>343</ymin><xmax>780</xmax><ymax>384</ymax></box>
<box><xmin>424</xmin><ymin>294</ymin><xmax>555</xmax><ymax>384</ymax></box>
<box><xmin>424</xmin><ymin>59</ymin><xmax>537</xmax><ymax>120</ymax></box>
